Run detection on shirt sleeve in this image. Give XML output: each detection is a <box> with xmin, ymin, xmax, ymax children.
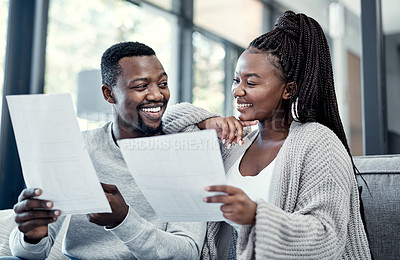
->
<box><xmin>162</xmin><ymin>102</ymin><xmax>220</xmax><ymax>134</ymax></box>
<box><xmin>9</xmin><ymin>215</ymin><xmax>66</xmax><ymax>259</ymax></box>
<box><xmin>107</xmin><ymin>206</ymin><xmax>206</xmax><ymax>260</ymax></box>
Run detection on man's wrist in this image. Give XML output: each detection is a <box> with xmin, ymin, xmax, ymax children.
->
<box><xmin>24</xmin><ymin>234</ymin><xmax>45</xmax><ymax>244</ymax></box>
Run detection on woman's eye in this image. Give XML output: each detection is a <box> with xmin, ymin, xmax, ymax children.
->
<box><xmin>233</xmin><ymin>78</ymin><xmax>240</xmax><ymax>84</ymax></box>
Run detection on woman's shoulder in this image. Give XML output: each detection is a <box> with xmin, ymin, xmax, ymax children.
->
<box><xmin>288</xmin><ymin>121</ymin><xmax>347</xmax><ymax>155</ymax></box>
<box><xmin>289</xmin><ymin>121</ymin><xmax>339</xmax><ymax>142</ymax></box>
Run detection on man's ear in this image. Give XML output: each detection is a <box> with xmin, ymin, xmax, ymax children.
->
<box><xmin>102</xmin><ymin>84</ymin><xmax>115</xmax><ymax>104</ymax></box>
<box><xmin>282</xmin><ymin>82</ymin><xmax>297</xmax><ymax>100</ymax></box>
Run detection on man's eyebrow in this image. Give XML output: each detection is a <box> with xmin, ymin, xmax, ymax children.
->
<box><xmin>159</xmin><ymin>72</ymin><xmax>167</xmax><ymax>78</ymax></box>
<box><xmin>128</xmin><ymin>78</ymin><xmax>148</xmax><ymax>85</ymax></box>
<box><xmin>128</xmin><ymin>72</ymin><xmax>167</xmax><ymax>85</ymax></box>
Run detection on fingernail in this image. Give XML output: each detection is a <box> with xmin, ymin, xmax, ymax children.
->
<box><xmin>46</xmin><ymin>202</ymin><xmax>52</xmax><ymax>208</ymax></box>
<box><xmin>204</xmin><ymin>186</ymin><xmax>210</xmax><ymax>191</ymax></box>
<box><xmin>202</xmin><ymin>198</ymin><xmax>207</xmax><ymax>202</ymax></box>
<box><xmin>34</xmin><ymin>189</ymin><xmax>40</xmax><ymax>195</ymax></box>
<box><xmin>239</xmin><ymin>140</ymin><xmax>243</xmax><ymax>146</ymax></box>
<box><xmin>227</xmin><ymin>143</ymin><xmax>231</xmax><ymax>149</ymax></box>
<box><xmin>54</xmin><ymin>210</ymin><xmax>61</xmax><ymax>216</ymax></box>
<box><xmin>222</xmin><ymin>139</ymin><xmax>225</xmax><ymax>144</ymax></box>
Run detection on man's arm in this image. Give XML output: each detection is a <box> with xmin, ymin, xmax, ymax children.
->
<box><xmin>163</xmin><ymin>102</ymin><xmax>256</xmax><ymax>146</ymax></box>
<box><xmin>9</xmin><ymin>188</ymin><xmax>65</xmax><ymax>259</ymax></box>
<box><xmin>162</xmin><ymin>102</ymin><xmax>220</xmax><ymax>134</ymax></box>
<box><xmin>88</xmin><ymin>183</ymin><xmax>206</xmax><ymax>259</ymax></box>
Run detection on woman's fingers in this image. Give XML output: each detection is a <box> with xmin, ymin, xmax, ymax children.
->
<box><xmin>205</xmin><ymin>185</ymin><xmax>241</xmax><ymax>195</ymax></box>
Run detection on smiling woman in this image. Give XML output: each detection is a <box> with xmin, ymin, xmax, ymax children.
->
<box><xmin>202</xmin><ymin>10</ymin><xmax>372</xmax><ymax>260</ymax></box>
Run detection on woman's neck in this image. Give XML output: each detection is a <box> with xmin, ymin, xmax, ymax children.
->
<box><xmin>257</xmin><ymin>118</ymin><xmax>290</xmax><ymax>143</ymax></box>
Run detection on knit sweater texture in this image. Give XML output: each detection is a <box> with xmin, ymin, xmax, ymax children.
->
<box><xmin>9</xmin><ymin>103</ymin><xmax>220</xmax><ymax>260</ymax></box>
<box><xmin>203</xmin><ymin>121</ymin><xmax>371</xmax><ymax>260</ymax></box>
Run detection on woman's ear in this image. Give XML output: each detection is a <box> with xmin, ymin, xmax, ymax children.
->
<box><xmin>102</xmin><ymin>84</ymin><xmax>115</xmax><ymax>104</ymax></box>
<box><xmin>282</xmin><ymin>82</ymin><xmax>297</xmax><ymax>100</ymax></box>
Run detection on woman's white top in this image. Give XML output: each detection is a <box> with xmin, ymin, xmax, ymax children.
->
<box><xmin>225</xmin><ymin>153</ymin><xmax>275</xmax><ymax>232</ymax></box>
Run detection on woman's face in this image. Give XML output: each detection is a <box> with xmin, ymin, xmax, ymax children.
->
<box><xmin>232</xmin><ymin>50</ymin><xmax>289</xmax><ymax>123</ymax></box>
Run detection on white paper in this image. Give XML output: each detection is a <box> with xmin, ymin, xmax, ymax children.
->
<box><xmin>118</xmin><ymin>130</ymin><xmax>226</xmax><ymax>222</ymax></box>
<box><xmin>6</xmin><ymin>94</ymin><xmax>111</xmax><ymax>215</ymax></box>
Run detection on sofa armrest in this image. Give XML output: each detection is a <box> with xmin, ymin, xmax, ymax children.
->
<box><xmin>354</xmin><ymin>154</ymin><xmax>400</xmax><ymax>260</ymax></box>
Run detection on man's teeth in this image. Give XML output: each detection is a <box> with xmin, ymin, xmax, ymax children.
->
<box><xmin>237</xmin><ymin>103</ymin><xmax>253</xmax><ymax>108</ymax></box>
<box><xmin>141</xmin><ymin>107</ymin><xmax>161</xmax><ymax>113</ymax></box>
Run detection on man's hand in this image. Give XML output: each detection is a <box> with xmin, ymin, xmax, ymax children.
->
<box><xmin>13</xmin><ymin>188</ymin><xmax>60</xmax><ymax>244</ymax></box>
<box><xmin>203</xmin><ymin>185</ymin><xmax>257</xmax><ymax>225</ymax></box>
<box><xmin>87</xmin><ymin>183</ymin><xmax>129</xmax><ymax>229</ymax></box>
<box><xmin>197</xmin><ymin>117</ymin><xmax>257</xmax><ymax>148</ymax></box>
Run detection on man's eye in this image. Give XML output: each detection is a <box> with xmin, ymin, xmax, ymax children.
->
<box><xmin>132</xmin><ymin>84</ymin><xmax>147</xmax><ymax>90</ymax></box>
<box><xmin>233</xmin><ymin>78</ymin><xmax>240</xmax><ymax>84</ymax></box>
<box><xmin>247</xmin><ymin>81</ymin><xmax>256</xmax><ymax>86</ymax></box>
<box><xmin>159</xmin><ymin>82</ymin><xmax>168</xmax><ymax>88</ymax></box>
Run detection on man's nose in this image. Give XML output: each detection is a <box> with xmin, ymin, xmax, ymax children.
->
<box><xmin>146</xmin><ymin>84</ymin><xmax>164</xmax><ymax>101</ymax></box>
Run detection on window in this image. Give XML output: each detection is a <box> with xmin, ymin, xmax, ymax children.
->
<box><xmin>144</xmin><ymin>0</ymin><xmax>173</xmax><ymax>11</ymax></box>
<box><xmin>193</xmin><ymin>32</ymin><xmax>225</xmax><ymax>114</ymax></box>
<box><xmin>382</xmin><ymin>0</ymin><xmax>400</xmax><ymax>153</ymax></box>
<box><xmin>46</xmin><ymin>0</ymin><xmax>177</xmax><ymax>130</ymax></box>
<box><xmin>194</xmin><ymin>0</ymin><xmax>263</xmax><ymax>48</ymax></box>
<box><xmin>0</xmin><ymin>0</ymin><xmax>9</xmax><ymax>129</ymax></box>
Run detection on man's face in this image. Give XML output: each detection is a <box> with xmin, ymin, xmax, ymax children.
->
<box><xmin>110</xmin><ymin>55</ymin><xmax>170</xmax><ymax>137</ymax></box>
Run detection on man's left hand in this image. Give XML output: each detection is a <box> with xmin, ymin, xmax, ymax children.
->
<box><xmin>87</xmin><ymin>183</ymin><xmax>129</xmax><ymax>229</ymax></box>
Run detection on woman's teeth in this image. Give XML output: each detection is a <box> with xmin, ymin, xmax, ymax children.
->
<box><xmin>237</xmin><ymin>103</ymin><xmax>252</xmax><ymax>108</ymax></box>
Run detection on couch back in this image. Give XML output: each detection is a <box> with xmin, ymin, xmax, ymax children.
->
<box><xmin>354</xmin><ymin>154</ymin><xmax>400</xmax><ymax>260</ymax></box>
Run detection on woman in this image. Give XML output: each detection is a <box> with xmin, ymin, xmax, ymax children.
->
<box><xmin>201</xmin><ymin>10</ymin><xmax>371</xmax><ymax>259</ymax></box>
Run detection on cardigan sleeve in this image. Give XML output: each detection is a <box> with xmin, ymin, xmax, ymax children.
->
<box><xmin>237</xmin><ymin>123</ymin><xmax>371</xmax><ymax>259</ymax></box>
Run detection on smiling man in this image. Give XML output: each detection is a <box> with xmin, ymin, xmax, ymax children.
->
<box><xmin>8</xmin><ymin>42</ymin><xmax>218</xmax><ymax>260</ymax></box>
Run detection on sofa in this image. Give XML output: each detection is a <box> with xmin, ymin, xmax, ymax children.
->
<box><xmin>354</xmin><ymin>154</ymin><xmax>400</xmax><ymax>260</ymax></box>
<box><xmin>0</xmin><ymin>154</ymin><xmax>399</xmax><ymax>259</ymax></box>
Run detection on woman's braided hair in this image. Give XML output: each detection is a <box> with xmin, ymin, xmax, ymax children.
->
<box><xmin>249</xmin><ymin>10</ymin><xmax>354</xmax><ymax>168</ymax></box>
<box><xmin>249</xmin><ymin>12</ymin><xmax>371</xmax><ymax>240</ymax></box>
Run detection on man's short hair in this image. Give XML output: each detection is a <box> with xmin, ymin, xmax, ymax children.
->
<box><xmin>101</xmin><ymin>41</ymin><xmax>156</xmax><ymax>87</ymax></box>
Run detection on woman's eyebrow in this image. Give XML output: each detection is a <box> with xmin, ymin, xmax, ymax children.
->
<box><xmin>244</xmin><ymin>73</ymin><xmax>261</xmax><ymax>79</ymax></box>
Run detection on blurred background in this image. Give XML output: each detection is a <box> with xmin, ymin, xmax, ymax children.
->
<box><xmin>0</xmin><ymin>0</ymin><xmax>399</xmax><ymax>209</ymax></box>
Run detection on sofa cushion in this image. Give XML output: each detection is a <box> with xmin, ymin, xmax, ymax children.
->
<box><xmin>354</xmin><ymin>154</ymin><xmax>400</xmax><ymax>260</ymax></box>
<box><xmin>0</xmin><ymin>209</ymin><xmax>69</xmax><ymax>259</ymax></box>
<box><xmin>0</xmin><ymin>209</ymin><xmax>16</xmax><ymax>256</ymax></box>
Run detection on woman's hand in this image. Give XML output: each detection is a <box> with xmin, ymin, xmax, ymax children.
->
<box><xmin>203</xmin><ymin>185</ymin><xmax>257</xmax><ymax>225</ymax></box>
<box><xmin>197</xmin><ymin>117</ymin><xmax>257</xmax><ymax>148</ymax></box>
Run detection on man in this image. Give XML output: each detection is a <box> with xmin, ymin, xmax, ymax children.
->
<box><xmin>9</xmin><ymin>41</ymin><xmax>221</xmax><ymax>259</ymax></box>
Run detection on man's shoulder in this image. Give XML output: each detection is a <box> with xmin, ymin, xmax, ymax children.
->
<box><xmin>82</xmin><ymin>122</ymin><xmax>111</xmax><ymax>140</ymax></box>
<box><xmin>81</xmin><ymin>122</ymin><xmax>111</xmax><ymax>152</ymax></box>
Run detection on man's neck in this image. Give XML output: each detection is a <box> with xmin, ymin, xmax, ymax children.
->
<box><xmin>111</xmin><ymin>122</ymin><xmax>162</xmax><ymax>146</ymax></box>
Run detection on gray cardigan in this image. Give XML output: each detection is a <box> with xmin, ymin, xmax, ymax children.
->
<box><xmin>203</xmin><ymin>121</ymin><xmax>371</xmax><ymax>259</ymax></box>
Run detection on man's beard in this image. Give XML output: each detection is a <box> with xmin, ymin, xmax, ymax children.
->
<box><xmin>137</xmin><ymin>113</ymin><xmax>163</xmax><ymax>135</ymax></box>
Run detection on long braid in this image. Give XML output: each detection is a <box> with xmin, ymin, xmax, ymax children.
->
<box><xmin>248</xmin><ymin>11</ymin><xmax>371</xmax><ymax>244</ymax></box>
<box><xmin>249</xmin><ymin>10</ymin><xmax>354</xmax><ymax>170</ymax></box>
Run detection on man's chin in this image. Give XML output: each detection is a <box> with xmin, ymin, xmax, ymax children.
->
<box><xmin>139</xmin><ymin>122</ymin><xmax>163</xmax><ymax>135</ymax></box>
